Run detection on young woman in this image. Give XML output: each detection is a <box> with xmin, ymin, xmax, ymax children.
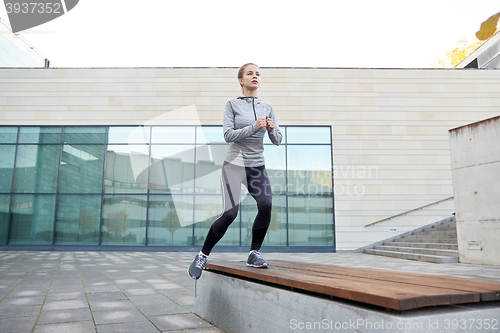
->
<box><xmin>188</xmin><ymin>63</ymin><xmax>282</xmax><ymax>279</ymax></box>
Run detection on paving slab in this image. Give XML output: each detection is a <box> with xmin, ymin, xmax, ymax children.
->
<box><xmin>2</xmin><ymin>251</ymin><xmax>500</xmax><ymax>333</ymax></box>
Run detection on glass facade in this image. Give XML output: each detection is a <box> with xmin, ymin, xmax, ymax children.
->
<box><xmin>0</xmin><ymin>126</ymin><xmax>334</xmax><ymax>250</ymax></box>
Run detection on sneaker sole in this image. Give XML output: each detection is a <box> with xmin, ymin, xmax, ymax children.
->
<box><xmin>187</xmin><ymin>268</ymin><xmax>201</xmax><ymax>280</ymax></box>
<box><xmin>246</xmin><ymin>263</ymin><xmax>269</xmax><ymax>268</ymax></box>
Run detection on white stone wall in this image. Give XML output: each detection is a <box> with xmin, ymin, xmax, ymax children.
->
<box><xmin>1</xmin><ymin>67</ymin><xmax>500</xmax><ymax>250</ymax></box>
<box><xmin>450</xmin><ymin>116</ymin><xmax>500</xmax><ymax>266</ymax></box>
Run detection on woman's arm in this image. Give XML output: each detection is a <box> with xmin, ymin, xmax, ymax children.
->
<box><xmin>267</xmin><ymin>107</ymin><xmax>282</xmax><ymax>146</ymax></box>
<box><xmin>223</xmin><ymin>101</ymin><xmax>261</xmax><ymax>142</ymax></box>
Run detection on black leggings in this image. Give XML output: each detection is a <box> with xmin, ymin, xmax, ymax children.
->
<box><xmin>201</xmin><ymin>162</ymin><xmax>272</xmax><ymax>255</ymax></box>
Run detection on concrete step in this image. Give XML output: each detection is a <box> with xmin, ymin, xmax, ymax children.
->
<box><xmin>364</xmin><ymin>249</ymin><xmax>459</xmax><ymax>263</ymax></box>
<box><xmin>384</xmin><ymin>242</ymin><xmax>458</xmax><ymax>250</ymax></box>
<box><xmin>429</xmin><ymin>225</ymin><xmax>457</xmax><ymax>231</ymax></box>
<box><xmin>418</xmin><ymin>230</ymin><xmax>457</xmax><ymax>236</ymax></box>
<box><xmin>400</xmin><ymin>237</ymin><xmax>457</xmax><ymax>243</ymax></box>
<box><xmin>374</xmin><ymin>245</ymin><xmax>459</xmax><ymax>257</ymax></box>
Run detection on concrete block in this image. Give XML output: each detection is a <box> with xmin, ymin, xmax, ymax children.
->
<box><xmin>195</xmin><ymin>271</ymin><xmax>500</xmax><ymax>333</ymax></box>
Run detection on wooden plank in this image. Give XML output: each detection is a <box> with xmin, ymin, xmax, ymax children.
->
<box><xmin>205</xmin><ymin>261</ymin><xmax>479</xmax><ymax>311</ymax></box>
<box><xmin>269</xmin><ymin>260</ymin><xmax>500</xmax><ymax>302</ymax></box>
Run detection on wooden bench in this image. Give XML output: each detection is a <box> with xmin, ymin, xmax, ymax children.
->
<box><xmin>205</xmin><ymin>260</ymin><xmax>500</xmax><ymax>311</ymax></box>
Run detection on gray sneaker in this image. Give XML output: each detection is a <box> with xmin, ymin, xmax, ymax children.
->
<box><xmin>246</xmin><ymin>250</ymin><xmax>269</xmax><ymax>268</ymax></box>
<box><xmin>188</xmin><ymin>253</ymin><xmax>208</xmax><ymax>279</ymax></box>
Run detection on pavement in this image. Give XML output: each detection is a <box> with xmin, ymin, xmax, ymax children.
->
<box><xmin>1</xmin><ymin>251</ymin><xmax>500</xmax><ymax>333</ymax></box>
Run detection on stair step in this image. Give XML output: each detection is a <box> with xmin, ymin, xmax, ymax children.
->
<box><xmin>418</xmin><ymin>230</ymin><xmax>457</xmax><ymax>236</ymax></box>
<box><xmin>384</xmin><ymin>242</ymin><xmax>458</xmax><ymax>250</ymax></box>
<box><xmin>374</xmin><ymin>246</ymin><xmax>458</xmax><ymax>257</ymax></box>
<box><xmin>399</xmin><ymin>237</ymin><xmax>457</xmax><ymax>243</ymax></box>
<box><xmin>364</xmin><ymin>249</ymin><xmax>459</xmax><ymax>263</ymax></box>
<box><xmin>429</xmin><ymin>225</ymin><xmax>457</xmax><ymax>231</ymax></box>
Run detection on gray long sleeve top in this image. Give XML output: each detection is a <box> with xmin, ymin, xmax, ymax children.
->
<box><xmin>223</xmin><ymin>97</ymin><xmax>282</xmax><ymax>167</ymax></box>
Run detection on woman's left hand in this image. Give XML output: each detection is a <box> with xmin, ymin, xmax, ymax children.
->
<box><xmin>266</xmin><ymin>116</ymin><xmax>275</xmax><ymax>131</ymax></box>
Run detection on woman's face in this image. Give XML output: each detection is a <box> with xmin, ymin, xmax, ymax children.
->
<box><xmin>239</xmin><ymin>64</ymin><xmax>260</xmax><ymax>92</ymax></box>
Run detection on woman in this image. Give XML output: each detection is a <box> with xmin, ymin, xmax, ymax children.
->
<box><xmin>188</xmin><ymin>63</ymin><xmax>282</xmax><ymax>279</ymax></box>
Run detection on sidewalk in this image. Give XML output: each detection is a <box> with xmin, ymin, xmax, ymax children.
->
<box><xmin>1</xmin><ymin>251</ymin><xmax>499</xmax><ymax>333</ymax></box>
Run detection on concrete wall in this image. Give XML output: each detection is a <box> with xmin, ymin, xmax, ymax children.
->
<box><xmin>449</xmin><ymin>116</ymin><xmax>500</xmax><ymax>266</ymax></box>
<box><xmin>1</xmin><ymin>67</ymin><xmax>500</xmax><ymax>250</ymax></box>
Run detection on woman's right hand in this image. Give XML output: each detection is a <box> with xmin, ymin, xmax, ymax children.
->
<box><xmin>255</xmin><ymin>117</ymin><xmax>267</xmax><ymax>129</ymax></box>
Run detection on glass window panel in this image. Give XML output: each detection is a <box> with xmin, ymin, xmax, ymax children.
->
<box><xmin>194</xmin><ymin>144</ymin><xmax>229</xmax><ymax>194</ymax></box>
<box><xmin>287</xmin><ymin>127</ymin><xmax>331</xmax><ymax>144</ymax></box>
<box><xmin>105</xmin><ymin>145</ymin><xmax>149</xmax><ymax>194</ymax></box>
<box><xmin>196</xmin><ymin>126</ymin><xmax>224</xmax><ymax>144</ymax></box>
<box><xmin>101</xmin><ymin>195</ymin><xmax>147</xmax><ymax>246</ymax></box>
<box><xmin>151</xmin><ymin>126</ymin><xmax>195</xmax><ymax>144</ymax></box>
<box><xmin>150</xmin><ymin>145</ymin><xmax>195</xmax><ymax>194</ymax></box>
<box><xmin>55</xmin><ymin>195</ymin><xmax>101</xmax><ymax>245</ymax></box>
<box><xmin>193</xmin><ymin>194</ymin><xmax>239</xmax><ymax>246</ymax></box>
<box><xmin>63</xmin><ymin>127</ymin><xmax>106</xmax><ymax>144</ymax></box>
<box><xmin>59</xmin><ymin>145</ymin><xmax>105</xmax><ymax>193</ymax></box>
<box><xmin>19</xmin><ymin>127</ymin><xmax>62</xmax><ymax>144</ymax></box>
<box><xmin>0</xmin><ymin>127</ymin><xmax>18</xmax><ymax>143</ymax></box>
<box><xmin>241</xmin><ymin>195</ymin><xmax>287</xmax><ymax>247</ymax></box>
<box><xmin>14</xmin><ymin>145</ymin><xmax>60</xmax><ymax>193</ymax></box>
<box><xmin>0</xmin><ymin>145</ymin><xmax>16</xmax><ymax>193</ymax></box>
<box><xmin>147</xmin><ymin>195</ymin><xmax>194</xmax><ymax>245</ymax></box>
<box><xmin>9</xmin><ymin>194</ymin><xmax>56</xmax><ymax>245</ymax></box>
<box><xmin>108</xmin><ymin>126</ymin><xmax>150</xmax><ymax>144</ymax></box>
<box><xmin>287</xmin><ymin>145</ymin><xmax>333</xmax><ymax>195</ymax></box>
<box><xmin>288</xmin><ymin>196</ymin><xmax>334</xmax><ymax>246</ymax></box>
<box><xmin>263</xmin><ymin>126</ymin><xmax>286</xmax><ymax>144</ymax></box>
<box><xmin>263</xmin><ymin>145</ymin><xmax>286</xmax><ymax>195</ymax></box>
<box><xmin>0</xmin><ymin>195</ymin><xmax>10</xmax><ymax>245</ymax></box>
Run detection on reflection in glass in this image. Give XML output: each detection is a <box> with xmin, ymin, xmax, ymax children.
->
<box><xmin>108</xmin><ymin>127</ymin><xmax>150</xmax><ymax>144</ymax></box>
<box><xmin>0</xmin><ymin>195</ymin><xmax>10</xmax><ymax>245</ymax></box>
<box><xmin>105</xmin><ymin>145</ymin><xmax>149</xmax><ymax>194</ymax></box>
<box><xmin>9</xmin><ymin>195</ymin><xmax>56</xmax><ymax>245</ymax></box>
<box><xmin>287</xmin><ymin>145</ymin><xmax>332</xmax><ymax>195</ymax></box>
<box><xmin>59</xmin><ymin>145</ymin><xmax>105</xmax><ymax>193</ymax></box>
<box><xmin>194</xmin><ymin>144</ymin><xmax>228</xmax><ymax>194</ymax></box>
<box><xmin>148</xmin><ymin>195</ymin><xmax>194</xmax><ymax>245</ymax></box>
<box><xmin>0</xmin><ymin>145</ymin><xmax>16</xmax><ymax>193</ymax></box>
<box><xmin>150</xmin><ymin>145</ymin><xmax>195</xmax><ymax>193</ymax></box>
<box><xmin>151</xmin><ymin>126</ymin><xmax>195</xmax><ymax>144</ymax></box>
<box><xmin>14</xmin><ymin>145</ymin><xmax>60</xmax><ymax>193</ymax></box>
<box><xmin>241</xmin><ymin>195</ymin><xmax>287</xmax><ymax>247</ymax></box>
<box><xmin>101</xmin><ymin>195</ymin><xmax>147</xmax><ymax>246</ymax></box>
<box><xmin>19</xmin><ymin>127</ymin><xmax>61</xmax><ymax>144</ymax></box>
<box><xmin>63</xmin><ymin>127</ymin><xmax>106</xmax><ymax>144</ymax></box>
<box><xmin>0</xmin><ymin>127</ymin><xmax>18</xmax><ymax>144</ymax></box>
<box><xmin>196</xmin><ymin>126</ymin><xmax>224</xmax><ymax>144</ymax></box>
<box><xmin>263</xmin><ymin>144</ymin><xmax>286</xmax><ymax>195</ymax></box>
<box><xmin>287</xmin><ymin>127</ymin><xmax>331</xmax><ymax>144</ymax></box>
<box><xmin>288</xmin><ymin>196</ymin><xmax>334</xmax><ymax>246</ymax></box>
<box><xmin>55</xmin><ymin>195</ymin><xmax>101</xmax><ymax>245</ymax></box>
<box><xmin>193</xmin><ymin>194</ymin><xmax>240</xmax><ymax>246</ymax></box>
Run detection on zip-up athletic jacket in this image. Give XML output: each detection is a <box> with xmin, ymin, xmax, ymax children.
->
<box><xmin>223</xmin><ymin>96</ymin><xmax>282</xmax><ymax>167</ymax></box>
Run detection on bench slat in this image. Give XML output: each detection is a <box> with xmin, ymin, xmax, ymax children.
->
<box><xmin>270</xmin><ymin>260</ymin><xmax>500</xmax><ymax>301</ymax></box>
<box><xmin>204</xmin><ymin>260</ymin><xmax>493</xmax><ymax>311</ymax></box>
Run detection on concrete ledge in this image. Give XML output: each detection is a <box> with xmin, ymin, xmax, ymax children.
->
<box><xmin>195</xmin><ymin>270</ymin><xmax>500</xmax><ymax>333</ymax></box>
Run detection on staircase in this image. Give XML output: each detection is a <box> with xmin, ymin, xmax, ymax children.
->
<box><xmin>364</xmin><ymin>217</ymin><xmax>459</xmax><ymax>263</ymax></box>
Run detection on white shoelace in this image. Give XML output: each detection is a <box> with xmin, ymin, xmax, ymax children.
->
<box><xmin>195</xmin><ymin>255</ymin><xmax>208</xmax><ymax>269</ymax></box>
<box><xmin>252</xmin><ymin>251</ymin><xmax>263</xmax><ymax>259</ymax></box>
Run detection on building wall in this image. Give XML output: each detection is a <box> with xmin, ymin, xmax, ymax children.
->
<box><xmin>1</xmin><ymin>67</ymin><xmax>500</xmax><ymax>250</ymax></box>
<box><xmin>450</xmin><ymin>116</ymin><xmax>500</xmax><ymax>266</ymax></box>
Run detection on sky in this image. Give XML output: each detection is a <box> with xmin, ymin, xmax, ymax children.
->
<box><xmin>1</xmin><ymin>0</ymin><xmax>499</xmax><ymax>68</ymax></box>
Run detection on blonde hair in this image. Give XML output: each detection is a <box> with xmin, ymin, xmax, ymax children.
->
<box><xmin>237</xmin><ymin>63</ymin><xmax>259</xmax><ymax>88</ymax></box>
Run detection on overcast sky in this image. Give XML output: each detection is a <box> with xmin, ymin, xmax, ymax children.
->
<box><xmin>1</xmin><ymin>0</ymin><xmax>499</xmax><ymax>68</ymax></box>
